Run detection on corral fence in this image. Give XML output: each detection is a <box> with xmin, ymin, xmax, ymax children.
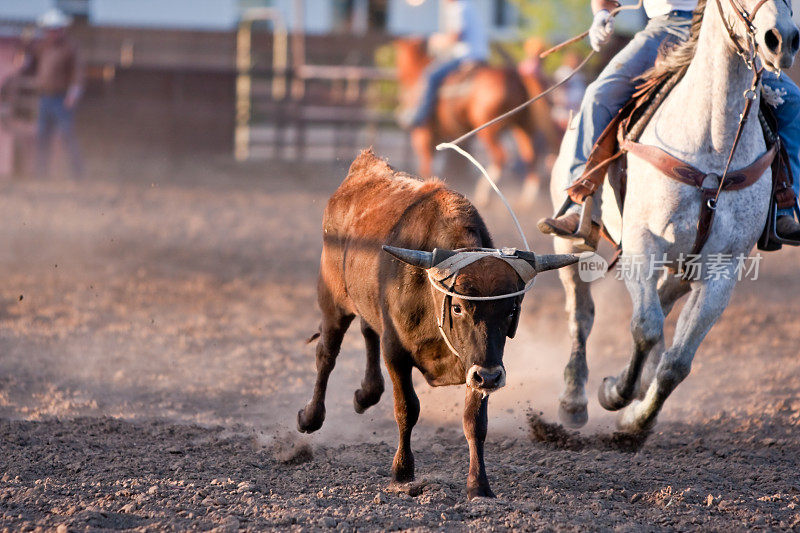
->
<box><xmin>0</xmin><ymin>34</ymin><xmax>36</xmax><ymax>176</ymax></box>
<box><xmin>0</xmin><ymin>16</ymin><xmax>411</xmax><ymax>176</ymax></box>
<box><xmin>234</xmin><ymin>8</ymin><xmax>408</xmax><ymax>165</ymax></box>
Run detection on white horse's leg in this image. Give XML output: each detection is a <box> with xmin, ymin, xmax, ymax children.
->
<box><xmin>634</xmin><ymin>274</ymin><xmax>691</xmax><ymax>399</ymax></box>
<box><xmin>618</xmin><ymin>275</ymin><xmax>737</xmax><ymax>433</ymax></box>
<box><xmin>554</xmin><ymin>236</ymin><xmax>594</xmax><ymax>428</ymax></box>
<box><xmin>598</xmin><ymin>262</ymin><xmax>665</xmax><ymax>412</ymax></box>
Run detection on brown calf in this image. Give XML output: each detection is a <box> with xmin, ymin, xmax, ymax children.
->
<box><xmin>297</xmin><ymin>150</ymin><xmax>577</xmax><ymax>498</ymax></box>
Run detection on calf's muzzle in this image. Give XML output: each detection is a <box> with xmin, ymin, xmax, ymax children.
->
<box><xmin>467</xmin><ymin>365</ymin><xmax>506</xmax><ymax>392</ymax></box>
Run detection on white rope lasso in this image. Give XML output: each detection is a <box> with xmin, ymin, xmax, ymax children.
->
<box><xmin>427</xmin><ymin>146</ymin><xmax>537</xmax><ymax>301</ymax></box>
<box><xmin>436</xmin><ymin>142</ymin><xmax>529</xmax><ymax>251</ymax></box>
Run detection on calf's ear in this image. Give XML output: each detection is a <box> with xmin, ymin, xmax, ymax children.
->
<box><xmin>515</xmin><ymin>251</ymin><xmax>582</xmax><ymax>273</ymax></box>
<box><xmin>382</xmin><ymin>246</ymin><xmax>456</xmax><ymax>269</ymax></box>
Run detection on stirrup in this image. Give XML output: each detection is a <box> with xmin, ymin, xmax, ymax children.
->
<box><xmin>768</xmin><ymin>198</ymin><xmax>800</xmax><ymax>248</ymax></box>
<box><xmin>553</xmin><ymin>195</ymin><xmax>596</xmax><ymax>250</ymax></box>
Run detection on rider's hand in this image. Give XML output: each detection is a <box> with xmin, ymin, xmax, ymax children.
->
<box><xmin>589</xmin><ymin>9</ymin><xmax>615</xmax><ymax>52</ymax></box>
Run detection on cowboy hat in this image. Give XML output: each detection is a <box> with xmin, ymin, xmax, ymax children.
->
<box><xmin>38</xmin><ymin>9</ymin><xmax>73</xmax><ymax>29</ymax></box>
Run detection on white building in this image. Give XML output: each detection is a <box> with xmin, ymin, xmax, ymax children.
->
<box><xmin>0</xmin><ymin>0</ymin><xmax>518</xmax><ymax>36</ymax></box>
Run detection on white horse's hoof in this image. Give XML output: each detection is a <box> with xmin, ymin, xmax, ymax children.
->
<box><xmin>558</xmin><ymin>400</ymin><xmax>588</xmax><ymax>429</ymax></box>
<box><xmin>598</xmin><ymin>376</ymin><xmax>630</xmax><ymax>411</ymax></box>
<box><xmin>616</xmin><ymin>401</ymin><xmax>657</xmax><ymax>434</ymax></box>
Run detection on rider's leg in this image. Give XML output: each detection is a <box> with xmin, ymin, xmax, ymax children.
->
<box><xmin>540</xmin><ymin>13</ymin><xmax>693</xmax><ymax>238</ymax></box>
<box><xmin>569</xmin><ymin>14</ymin><xmax>693</xmax><ymax>187</ymax></box>
<box><xmin>409</xmin><ymin>58</ymin><xmax>463</xmax><ymax>128</ymax></box>
<box><xmin>763</xmin><ymin>71</ymin><xmax>800</xmax><ymax>238</ymax></box>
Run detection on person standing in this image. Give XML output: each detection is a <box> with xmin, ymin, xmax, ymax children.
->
<box><xmin>23</xmin><ymin>9</ymin><xmax>84</xmax><ymax>179</ymax></box>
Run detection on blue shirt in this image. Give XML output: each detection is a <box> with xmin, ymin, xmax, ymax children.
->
<box><xmin>443</xmin><ymin>0</ymin><xmax>490</xmax><ymax>61</ymax></box>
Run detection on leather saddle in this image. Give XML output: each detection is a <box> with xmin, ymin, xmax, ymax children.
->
<box><xmin>564</xmin><ymin>68</ymin><xmax>798</xmax><ymax>253</ymax></box>
<box><xmin>438</xmin><ymin>61</ymin><xmax>484</xmax><ymax>100</ymax></box>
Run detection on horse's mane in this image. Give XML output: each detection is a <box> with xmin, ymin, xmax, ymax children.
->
<box><xmin>639</xmin><ymin>0</ymin><xmax>707</xmax><ymax>82</ymax></box>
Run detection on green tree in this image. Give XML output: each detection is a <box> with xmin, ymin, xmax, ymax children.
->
<box><xmin>512</xmin><ymin>0</ymin><xmax>592</xmax><ymax>42</ymax></box>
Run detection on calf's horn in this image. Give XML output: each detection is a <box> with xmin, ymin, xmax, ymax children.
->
<box><xmin>383</xmin><ymin>246</ymin><xmax>432</xmax><ymax>268</ymax></box>
<box><xmin>382</xmin><ymin>246</ymin><xmax>457</xmax><ymax>269</ymax></box>
<box><xmin>515</xmin><ymin>251</ymin><xmax>581</xmax><ymax>273</ymax></box>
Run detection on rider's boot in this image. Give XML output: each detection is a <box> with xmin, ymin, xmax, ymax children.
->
<box><xmin>537</xmin><ymin>212</ymin><xmax>601</xmax><ymax>251</ymax></box>
<box><xmin>776</xmin><ymin>215</ymin><xmax>800</xmax><ymax>240</ymax></box>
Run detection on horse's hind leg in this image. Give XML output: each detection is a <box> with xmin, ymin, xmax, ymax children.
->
<box><xmin>411</xmin><ymin>127</ymin><xmax>434</xmax><ymax>177</ymax></box>
<box><xmin>510</xmin><ymin>126</ymin><xmax>541</xmax><ymax>205</ymax></box>
<box><xmin>619</xmin><ymin>276</ymin><xmax>736</xmax><ymax>433</ymax></box>
<box><xmin>598</xmin><ymin>266</ymin><xmax>664</xmax><ymax>412</ymax></box>
<box><xmin>555</xmin><ymin>237</ymin><xmax>594</xmax><ymax>428</ymax></box>
<box><xmin>297</xmin><ymin>286</ymin><xmax>355</xmax><ymax>433</ymax></box>
<box><xmin>354</xmin><ymin>318</ymin><xmax>384</xmax><ymax>414</ymax></box>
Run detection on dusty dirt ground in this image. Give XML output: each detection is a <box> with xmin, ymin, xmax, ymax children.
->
<box><xmin>0</xmin><ymin>147</ymin><xmax>799</xmax><ymax>532</ymax></box>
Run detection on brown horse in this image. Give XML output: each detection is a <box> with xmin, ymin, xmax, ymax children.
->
<box><xmin>395</xmin><ymin>38</ymin><xmax>560</xmax><ymax>203</ymax></box>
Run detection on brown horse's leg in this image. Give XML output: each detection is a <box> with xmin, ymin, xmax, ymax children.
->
<box><xmin>511</xmin><ymin>125</ymin><xmax>542</xmax><ymax>205</ymax></box>
<box><xmin>473</xmin><ymin>127</ymin><xmax>506</xmax><ymax>207</ymax></box>
<box><xmin>411</xmin><ymin>126</ymin><xmax>434</xmax><ymax>177</ymax></box>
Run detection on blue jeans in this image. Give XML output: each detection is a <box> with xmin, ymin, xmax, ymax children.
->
<box><xmin>410</xmin><ymin>57</ymin><xmax>464</xmax><ymax>127</ymax></box>
<box><xmin>763</xmin><ymin>71</ymin><xmax>800</xmax><ymax>216</ymax></box>
<box><xmin>37</xmin><ymin>94</ymin><xmax>84</xmax><ymax>179</ymax></box>
<box><xmin>567</xmin><ymin>12</ymin><xmax>694</xmax><ymax>183</ymax></box>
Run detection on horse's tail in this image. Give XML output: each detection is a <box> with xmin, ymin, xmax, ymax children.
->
<box><xmin>490</xmin><ymin>41</ymin><xmax>534</xmax><ymax>120</ymax></box>
<box><xmin>487</xmin><ymin>41</ymin><xmax>560</xmax><ymax>149</ymax></box>
<box><xmin>515</xmin><ymin>70</ymin><xmax>562</xmax><ymax>153</ymax></box>
<box><xmin>505</xmin><ymin>69</ymin><xmax>534</xmax><ymax>128</ymax></box>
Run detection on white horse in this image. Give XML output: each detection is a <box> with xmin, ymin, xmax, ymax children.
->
<box><xmin>549</xmin><ymin>0</ymin><xmax>799</xmax><ymax>432</ymax></box>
